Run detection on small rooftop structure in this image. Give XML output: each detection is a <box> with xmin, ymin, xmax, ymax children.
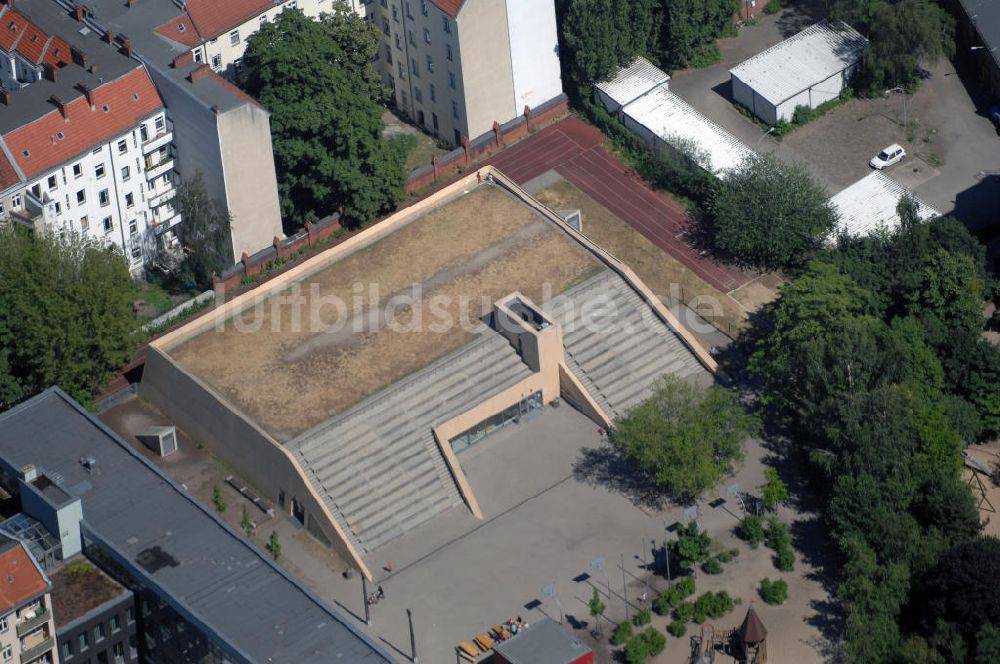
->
<box><xmin>730</xmin><ymin>21</ymin><xmax>868</xmax><ymax>124</ymax></box>
<box><xmin>0</xmin><ymin>534</ymin><xmax>49</xmax><ymax>615</ymax></box>
<box><xmin>596</xmin><ymin>57</ymin><xmax>753</xmax><ymax>175</ymax></box>
<box><xmin>594</xmin><ymin>56</ymin><xmax>671</xmax><ymax>111</ymax></box>
<box><xmin>830</xmin><ymin>171</ymin><xmax>941</xmax><ymax>238</ymax></box>
<box><xmin>49</xmin><ymin>559</ymin><xmax>128</xmax><ymax>628</ymax></box>
<box><xmin>492</xmin><ymin>617</ymin><xmax>593</xmax><ymax>664</ymax></box>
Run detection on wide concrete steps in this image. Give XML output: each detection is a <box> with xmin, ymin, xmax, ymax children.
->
<box><xmin>291</xmin><ymin>334</ymin><xmax>531</xmax><ymax>553</ymax></box>
<box><xmin>548</xmin><ymin>272</ymin><xmax>705</xmax><ymax>418</ymax></box>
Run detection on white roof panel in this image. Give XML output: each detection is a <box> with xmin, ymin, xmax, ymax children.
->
<box><xmin>621</xmin><ymin>85</ymin><xmax>755</xmax><ymax>175</ymax></box>
<box><xmin>729</xmin><ymin>21</ymin><xmax>868</xmax><ymax>106</ymax></box>
<box><xmin>595</xmin><ymin>56</ymin><xmax>671</xmax><ymax>109</ymax></box>
<box><xmin>831</xmin><ymin>171</ymin><xmax>941</xmax><ymax>237</ymax></box>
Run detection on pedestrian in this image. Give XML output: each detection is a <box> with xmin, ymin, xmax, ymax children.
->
<box><xmin>377</xmin><ymin>585</ymin><xmax>385</xmax><ymax>600</ymax></box>
<box><xmin>385</xmin><ymin>562</ymin><xmax>394</xmax><ymax>573</ymax></box>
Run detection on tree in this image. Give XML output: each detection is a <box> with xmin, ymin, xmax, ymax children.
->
<box><xmin>241</xmin><ymin>8</ymin><xmax>406</xmax><ymax>230</ymax></box>
<box><xmin>613</xmin><ymin>375</ymin><xmax>758</xmax><ymax>502</ymax></box>
<box><xmin>658</xmin><ymin>0</ymin><xmax>739</xmax><ymax>69</ymax></box>
<box><xmin>760</xmin><ymin>468</ymin><xmax>789</xmax><ymax>511</ymax></box>
<box><xmin>917</xmin><ymin>537</ymin><xmax>1000</xmax><ymax>641</ymax></box>
<box><xmin>589</xmin><ymin>587</ymin><xmax>606</xmax><ymax>636</ymax></box>
<box><xmin>759</xmin><ymin>578</ymin><xmax>788</xmax><ymax>605</ymax></box>
<box><xmin>0</xmin><ymin>227</ymin><xmax>136</xmax><ymax>411</ymax></box>
<box><xmin>241</xmin><ymin>504</ymin><xmax>254</xmax><ymax>536</ymax></box>
<box><xmin>267</xmin><ymin>530</ymin><xmax>282</xmax><ymax>561</ymax></box>
<box><xmin>212</xmin><ymin>484</ymin><xmax>227</xmax><ymax>514</ymax></box>
<box><xmin>708</xmin><ymin>154</ymin><xmax>837</xmax><ymax>269</ymax></box>
<box><xmin>558</xmin><ymin>0</ymin><xmax>637</xmax><ymax>95</ymax></box>
<box><xmin>174</xmin><ymin>172</ymin><xmax>233</xmax><ymax>288</ymax></box>
<box><xmin>671</xmin><ymin>522</ymin><xmax>711</xmax><ymax>567</ymax></box>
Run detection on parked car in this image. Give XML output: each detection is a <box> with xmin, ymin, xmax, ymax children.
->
<box><xmin>870</xmin><ymin>144</ymin><xmax>906</xmax><ymax>170</ymax></box>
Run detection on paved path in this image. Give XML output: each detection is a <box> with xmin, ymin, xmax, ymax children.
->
<box><xmin>488</xmin><ymin>118</ymin><xmax>755</xmax><ymax>293</ymax></box>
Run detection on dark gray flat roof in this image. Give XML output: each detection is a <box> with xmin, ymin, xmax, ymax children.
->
<box><xmin>0</xmin><ymin>388</ymin><xmax>395</xmax><ymax>664</ymax></box>
<box><xmin>493</xmin><ymin>618</ymin><xmax>592</xmax><ymax>664</ymax></box>
<box><xmin>0</xmin><ymin>0</ymin><xmax>143</xmax><ymax>135</ymax></box>
<box><xmin>959</xmin><ymin>0</ymin><xmax>1000</xmax><ymax>69</ymax></box>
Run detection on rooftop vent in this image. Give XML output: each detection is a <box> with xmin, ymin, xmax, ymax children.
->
<box><xmin>80</xmin><ymin>456</ymin><xmax>97</xmax><ymax>471</ymax></box>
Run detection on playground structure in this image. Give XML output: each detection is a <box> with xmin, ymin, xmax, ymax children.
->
<box><xmin>963</xmin><ymin>450</ymin><xmax>997</xmax><ymax>513</ymax></box>
<box><xmin>688</xmin><ymin>606</ymin><xmax>768</xmax><ymax>664</ymax></box>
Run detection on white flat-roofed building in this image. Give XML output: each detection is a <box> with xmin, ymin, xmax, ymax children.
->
<box><xmin>831</xmin><ymin>171</ymin><xmax>941</xmax><ymax>238</ymax></box>
<box><xmin>594</xmin><ymin>56</ymin><xmax>670</xmax><ymax>112</ymax></box>
<box><xmin>730</xmin><ymin>20</ymin><xmax>868</xmax><ymax>125</ymax></box>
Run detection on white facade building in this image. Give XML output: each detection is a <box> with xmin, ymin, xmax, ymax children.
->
<box><xmin>729</xmin><ymin>21</ymin><xmax>868</xmax><ymax>125</ymax></box>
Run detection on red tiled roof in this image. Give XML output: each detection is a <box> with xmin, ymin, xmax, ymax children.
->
<box><xmin>154</xmin><ymin>13</ymin><xmax>203</xmax><ymax>48</ymax></box>
<box><xmin>0</xmin><ymin>544</ymin><xmax>48</xmax><ymax>614</ymax></box>
<box><xmin>42</xmin><ymin>35</ymin><xmax>73</xmax><ymax>68</ymax></box>
<box><xmin>4</xmin><ymin>66</ymin><xmax>165</xmax><ymax>180</ymax></box>
<box><xmin>184</xmin><ymin>0</ymin><xmax>273</xmax><ymax>40</ymax></box>
<box><xmin>0</xmin><ymin>8</ymin><xmax>73</xmax><ymax>68</ymax></box>
<box><xmin>0</xmin><ymin>147</ymin><xmax>19</xmax><ymax>191</ymax></box>
<box><xmin>0</xmin><ymin>9</ymin><xmax>29</xmax><ymax>54</ymax></box>
<box><xmin>430</xmin><ymin>0</ymin><xmax>464</xmax><ymax>17</ymax></box>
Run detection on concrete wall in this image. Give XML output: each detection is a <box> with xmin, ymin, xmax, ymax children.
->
<box><xmin>139</xmin><ymin>348</ymin><xmax>371</xmax><ymax>578</ymax></box>
<box><xmin>217</xmin><ymin>104</ymin><xmax>284</xmax><ymax>260</ymax></box>
<box><xmin>505</xmin><ymin>0</ymin><xmax>563</xmax><ymax>113</ymax></box>
<box><xmin>731</xmin><ymin>73</ymin><xmax>778</xmax><ymax>125</ymax></box>
<box><xmin>457</xmin><ymin>0</ymin><xmax>515</xmax><ymax>139</ymax></box>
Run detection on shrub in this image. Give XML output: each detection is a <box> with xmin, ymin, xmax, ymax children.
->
<box><xmin>668</xmin><ymin>620</ymin><xmax>687</xmax><ymax>638</ymax></box>
<box><xmin>634</xmin><ymin>608</ymin><xmax>652</xmax><ymax>626</ymax></box>
<box><xmin>737</xmin><ymin>514</ymin><xmax>765</xmax><ymax>547</ymax></box>
<box><xmin>717</xmin><ymin>548</ymin><xmax>740</xmax><ymax>563</ymax></box>
<box><xmin>694</xmin><ymin>591</ymin><xmax>735</xmax><ymax>623</ymax></box>
<box><xmin>674</xmin><ymin>601</ymin><xmax>694</xmax><ymax>623</ymax></box>
<box><xmin>764</xmin><ymin>517</ymin><xmax>790</xmax><ymax>551</ymax></box>
<box><xmin>763</xmin><ymin>0</ymin><xmax>782</xmax><ymax>14</ymax></box>
<box><xmin>775</xmin><ymin>545</ymin><xmax>796</xmax><ymax>571</ymax></box>
<box><xmin>611</xmin><ymin>620</ymin><xmax>633</xmax><ymax>646</ymax></box>
<box><xmin>672</xmin><ymin>522</ymin><xmax>712</xmax><ymax>567</ymax></box>
<box><xmin>624</xmin><ymin>636</ymin><xmax>648</xmax><ymax>664</ymax></box>
<box><xmin>759</xmin><ymin>578</ymin><xmax>788</xmax><ymax>605</ymax></box>
<box><xmin>676</xmin><ymin>575</ymin><xmax>696</xmax><ymax>597</ymax></box>
<box><xmin>640</xmin><ymin>627</ymin><xmax>667</xmax><ymax>656</ymax></box>
<box><xmin>653</xmin><ymin>592</ymin><xmax>673</xmax><ymax>616</ymax></box>
<box><xmin>655</xmin><ymin>575</ymin><xmax>697</xmax><ymax>615</ymax></box>
<box><xmin>702</xmin><ymin>557</ymin><xmax>723</xmax><ymax>574</ymax></box>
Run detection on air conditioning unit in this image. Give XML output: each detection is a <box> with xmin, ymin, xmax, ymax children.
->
<box><xmin>136</xmin><ymin>427</ymin><xmax>178</xmax><ymax>457</ymax></box>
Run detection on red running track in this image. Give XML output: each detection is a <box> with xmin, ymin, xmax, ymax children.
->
<box><xmin>488</xmin><ymin>117</ymin><xmax>753</xmax><ymax>294</ymax></box>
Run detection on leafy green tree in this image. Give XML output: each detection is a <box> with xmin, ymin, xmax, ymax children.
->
<box><xmin>267</xmin><ymin>530</ymin><xmax>282</xmax><ymax>561</ymax></box>
<box><xmin>974</xmin><ymin>624</ymin><xmax>1000</xmax><ymax>664</ymax></box>
<box><xmin>174</xmin><ymin>172</ymin><xmax>233</xmax><ymax>288</ymax></box>
<box><xmin>241</xmin><ymin>8</ymin><xmax>406</xmax><ymax>230</ymax></box>
<box><xmin>760</xmin><ymin>468</ymin><xmax>789</xmax><ymax>511</ymax></box>
<box><xmin>212</xmin><ymin>484</ymin><xmax>227</xmax><ymax>514</ymax></box>
<box><xmin>559</xmin><ymin>0</ymin><xmax>638</xmax><ymax>95</ymax></box>
<box><xmin>658</xmin><ymin>0</ymin><xmax>739</xmax><ymax>69</ymax></box>
<box><xmin>0</xmin><ymin>227</ymin><xmax>136</xmax><ymax>410</ymax></box>
<box><xmin>241</xmin><ymin>504</ymin><xmax>254</xmax><ymax>536</ymax></box>
<box><xmin>611</xmin><ymin>620</ymin><xmax>633</xmax><ymax>645</ymax></box>
<box><xmin>709</xmin><ymin>154</ymin><xmax>837</xmax><ymax>269</ymax></box>
<box><xmin>759</xmin><ymin>578</ymin><xmax>788</xmax><ymax>605</ymax></box>
<box><xmin>672</xmin><ymin>522</ymin><xmax>711</xmax><ymax>567</ymax></box>
<box><xmin>589</xmin><ymin>587</ymin><xmax>606</xmax><ymax>636</ymax></box>
<box><xmin>918</xmin><ymin>537</ymin><xmax>1000</xmax><ymax>641</ymax></box>
<box><xmin>613</xmin><ymin>375</ymin><xmax>758</xmax><ymax>501</ymax></box>
<box><xmin>737</xmin><ymin>514</ymin><xmax>765</xmax><ymax>547</ymax></box>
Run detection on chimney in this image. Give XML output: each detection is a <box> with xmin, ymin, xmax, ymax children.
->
<box><xmin>77</xmin><ymin>83</ymin><xmax>94</xmax><ymax>108</ymax></box>
<box><xmin>72</xmin><ymin>4</ymin><xmax>87</xmax><ymax>21</ymax></box>
<box><xmin>188</xmin><ymin>64</ymin><xmax>212</xmax><ymax>82</ymax></box>
<box><xmin>20</xmin><ymin>465</ymin><xmax>36</xmax><ymax>483</ymax></box>
<box><xmin>50</xmin><ymin>94</ymin><xmax>67</xmax><ymax>119</ymax></box>
<box><xmin>120</xmin><ymin>36</ymin><xmax>132</xmax><ymax>58</ymax></box>
<box><xmin>42</xmin><ymin>62</ymin><xmax>58</xmax><ymax>82</ymax></box>
<box><xmin>104</xmin><ymin>30</ymin><xmax>115</xmax><ymax>45</ymax></box>
<box><xmin>0</xmin><ymin>87</ymin><xmax>10</xmax><ymax>106</ymax></box>
<box><xmin>87</xmin><ymin>64</ymin><xmax>97</xmax><ymax>74</ymax></box>
<box><xmin>126</xmin><ymin>0</ymin><xmax>137</xmax><ymax>6</ymax></box>
<box><xmin>172</xmin><ymin>51</ymin><xmax>194</xmax><ymax>69</ymax></box>
<box><xmin>70</xmin><ymin>45</ymin><xmax>87</xmax><ymax>66</ymax></box>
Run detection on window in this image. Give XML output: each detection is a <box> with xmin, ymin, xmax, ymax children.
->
<box><xmin>11</xmin><ymin>193</ymin><xmax>21</xmax><ymax>209</ymax></box>
<box><xmin>442</xmin><ymin>16</ymin><xmax>451</xmax><ymax>33</ymax></box>
<box><xmin>102</xmin><ymin>217</ymin><xmax>112</xmax><ymax>233</ymax></box>
<box><xmin>117</xmin><ymin>139</ymin><xmax>128</xmax><ymax>154</ymax></box>
<box><xmin>47</xmin><ymin>175</ymin><xmax>57</xmax><ymax>189</ymax></box>
<box><xmin>408</xmin><ymin>30</ymin><xmax>415</xmax><ymax>47</ymax></box>
<box><xmin>448</xmin><ymin>71</ymin><xmax>455</xmax><ymax>89</ymax></box>
<box><xmin>391</xmin><ymin>5</ymin><xmax>398</xmax><ymax>21</ymax></box>
<box><xmin>111</xmin><ymin>615</ymin><xmax>121</xmax><ymax>633</ymax></box>
<box><xmin>424</xmin><ymin>28</ymin><xmax>430</xmax><ymax>44</ymax></box>
<box><xmin>95</xmin><ymin>163</ymin><xmax>106</xmax><ymax>179</ymax></box>
<box><xmin>451</xmin><ymin>100</ymin><xmax>459</xmax><ymax>119</ymax></box>
<box><xmin>95</xmin><ymin>622</ymin><xmax>106</xmax><ymax>642</ymax></box>
<box><xmin>79</xmin><ymin>632</ymin><xmax>89</xmax><ymax>650</ymax></box>
<box><xmin>98</xmin><ymin>189</ymin><xmax>110</xmax><ymax>207</ymax></box>
<box><xmin>426</xmin><ymin>55</ymin><xmax>434</xmax><ymax>74</ymax></box>
<box><xmin>76</xmin><ymin>190</ymin><xmax>86</xmax><ymax>204</ymax></box>
<box><xmin>382</xmin><ymin>18</ymin><xmax>389</xmax><ymax>36</ymax></box>
<box><xmin>397</xmin><ymin>61</ymin><xmax>405</xmax><ymax>79</ymax></box>
<box><xmin>193</xmin><ymin>48</ymin><xmax>203</xmax><ymax>62</ymax></box>
<box><xmin>139</xmin><ymin>125</ymin><xmax>149</xmax><ymax>142</ymax></box>
<box><xmin>394</xmin><ymin>33</ymin><xmax>400</xmax><ymax>50</ymax></box>
<box><xmin>260</xmin><ymin>14</ymin><xmax>268</xmax><ymax>24</ymax></box>
<box><xmin>92</xmin><ymin>146</ymin><xmax>102</xmax><ymax>155</ymax></box>
<box><xmin>62</xmin><ymin>641</ymin><xmax>73</xmax><ymax>659</ymax></box>
<box><xmin>405</xmin><ymin>1</ymin><xmax>413</xmax><ymax>18</ymax></box>
<box><xmin>1</xmin><ymin>645</ymin><xmax>10</xmax><ymax>662</ymax></box>
<box><xmin>125</xmin><ymin>193</ymin><xmax>134</xmax><ymax>208</ymax></box>
<box><xmin>385</xmin><ymin>45</ymin><xmax>392</xmax><ymax>64</ymax></box>
<box><xmin>0</xmin><ymin>616</ymin><xmax>6</xmax><ymax>632</ymax></box>
<box><xmin>73</xmin><ymin>163</ymin><xmax>83</xmax><ymax>178</ymax></box>
<box><xmin>113</xmin><ymin>642</ymin><xmax>125</xmax><ymax>658</ymax></box>
<box><xmin>131</xmin><ymin>244</ymin><xmax>142</xmax><ymax>261</ymax></box>
<box><xmin>121</xmin><ymin>166</ymin><xmax>130</xmax><ymax>182</ymax></box>
<box><xmin>229</xmin><ymin>29</ymin><xmax>240</xmax><ymax>46</ymax></box>
<box><xmin>414</xmin><ymin>87</ymin><xmax>422</xmax><ymax>103</ymax></box>
<box><xmin>211</xmin><ymin>54</ymin><xmax>222</xmax><ymax>69</ymax></box>
<box><xmin>126</xmin><ymin>608</ymin><xmax>134</xmax><ymax>624</ymax></box>
<box><xmin>0</xmin><ymin>200</ymin><xmax>4</xmax><ymax>216</ymax></box>
<box><xmin>411</xmin><ymin>57</ymin><xmax>419</xmax><ymax>77</ymax></box>
<box><xmin>432</xmin><ymin>112</ymin><xmax>438</xmax><ymax>131</ymax></box>
<box><xmin>446</xmin><ymin>43</ymin><xmax>453</xmax><ymax>61</ymax></box>
<box><xmin>429</xmin><ymin>83</ymin><xmax>436</xmax><ymax>102</ymax></box>
<box><xmin>154</xmin><ymin>116</ymin><xmax>165</xmax><ymax>133</ymax></box>
<box><xmin>421</xmin><ymin>0</ymin><xmax>427</xmax><ymax>15</ymax></box>
<box><xmin>54</xmin><ymin>201</ymin><xmax>61</xmax><ymax>215</ymax></box>
<box><xmin>30</xmin><ymin>184</ymin><xmax>41</xmax><ymax>198</ymax></box>
<box><xmin>80</xmin><ymin>216</ymin><xmax>89</xmax><ymax>233</ymax></box>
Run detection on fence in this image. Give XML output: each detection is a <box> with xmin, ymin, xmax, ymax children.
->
<box><xmin>404</xmin><ymin>94</ymin><xmax>569</xmax><ymax>193</ymax></box>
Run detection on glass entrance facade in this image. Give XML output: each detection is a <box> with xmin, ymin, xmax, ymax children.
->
<box><xmin>449</xmin><ymin>391</ymin><xmax>543</xmax><ymax>454</ymax></box>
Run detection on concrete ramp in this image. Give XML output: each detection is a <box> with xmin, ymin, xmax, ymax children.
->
<box><xmin>290</xmin><ymin>334</ymin><xmax>532</xmax><ymax>553</ymax></box>
<box><xmin>548</xmin><ymin>272</ymin><xmax>706</xmax><ymax>418</ymax></box>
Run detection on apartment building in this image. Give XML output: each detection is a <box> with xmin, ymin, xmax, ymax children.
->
<box><xmin>371</xmin><ymin>0</ymin><xmax>563</xmax><ymax>144</ymax></box>
<box><xmin>0</xmin><ymin>1</ymin><xmax>180</xmax><ymax>275</ymax></box>
<box><xmin>0</xmin><ymin>536</ymin><xmax>59</xmax><ymax>664</ymax></box>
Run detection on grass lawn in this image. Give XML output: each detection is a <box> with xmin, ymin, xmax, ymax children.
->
<box><xmin>382</xmin><ymin>110</ymin><xmax>448</xmax><ymax>173</ymax></box>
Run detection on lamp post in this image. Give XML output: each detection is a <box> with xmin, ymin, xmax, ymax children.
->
<box><xmin>885</xmin><ymin>86</ymin><xmax>908</xmax><ymax>127</ymax></box>
<box><xmin>755</xmin><ymin>126</ymin><xmax>775</xmax><ymax>146</ymax></box>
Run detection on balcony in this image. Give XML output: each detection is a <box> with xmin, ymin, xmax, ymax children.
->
<box><xmin>19</xmin><ymin>634</ymin><xmax>54</xmax><ymax>663</ymax></box>
<box><xmin>16</xmin><ymin>607</ymin><xmax>48</xmax><ymax>637</ymax></box>
<box><xmin>141</xmin><ymin>130</ymin><xmax>173</xmax><ymax>155</ymax></box>
<box><xmin>145</xmin><ymin>157</ymin><xmax>175</xmax><ymax>181</ymax></box>
<box><xmin>147</xmin><ymin>187</ymin><xmax>176</xmax><ymax>209</ymax></box>
<box><xmin>152</xmin><ymin>209</ymin><xmax>181</xmax><ymax>229</ymax></box>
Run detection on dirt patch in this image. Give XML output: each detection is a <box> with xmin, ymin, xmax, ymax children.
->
<box><xmin>169</xmin><ymin>186</ymin><xmax>600</xmax><ymax>438</ymax></box>
<box><xmin>535</xmin><ymin>179</ymin><xmax>751</xmax><ymax>336</ymax></box>
<box><xmin>50</xmin><ymin>560</ymin><xmax>125</xmax><ymax>627</ymax></box>
<box><xmin>730</xmin><ymin>273</ymin><xmax>785</xmax><ymax>312</ymax></box>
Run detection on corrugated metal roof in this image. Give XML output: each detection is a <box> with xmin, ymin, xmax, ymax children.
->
<box><xmin>595</xmin><ymin>56</ymin><xmax>671</xmax><ymax>109</ymax></box>
<box><xmin>729</xmin><ymin>21</ymin><xmax>868</xmax><ymax>106</ymax></box>
<box><xmin>621</xmin><ymin>84</ymin><xmax>754</xmax><ymax>175</ymax></box>
<box><xmin>830</xmin><ymin>171</ymin><xmax>941</xmax><ymax>237</ymax></box>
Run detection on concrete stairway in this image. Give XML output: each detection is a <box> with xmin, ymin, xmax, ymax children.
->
<box><xmin>291</xmin><ymin>334</ymin><xmax>532</xmax><ymax>553</ymax></box>
<box><xmin>548</xmin><ymin>272</ymin><xmax>706</xmax><ymax>418</ymax></box>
